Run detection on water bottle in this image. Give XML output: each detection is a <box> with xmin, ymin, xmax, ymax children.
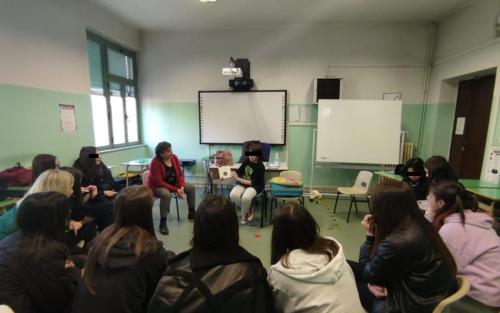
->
<box><xmin>274</xmin><ymin>152</ymin><xmax>280</xmax><ymax>166</ymax></box>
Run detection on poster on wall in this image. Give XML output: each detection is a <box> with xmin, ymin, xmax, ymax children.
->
<box><xmin>59</xmin><ymin>104</ymin><xmax>77</xmax><ymax>133</ymax></box>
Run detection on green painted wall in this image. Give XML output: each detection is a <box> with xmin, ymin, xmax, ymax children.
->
<box><xmin>0</xmin><ymin>83</ymin><xmax>147</xmax><ymax>174</ymax></box>
<box><xmin>141</xmin><ymin>101</ymin><xmax>450</xmax><ymax>187</ymax></box>
<box><xmin>419</xmin><ymin>103</ymin><xmax>456</xmax><ymax>159</ymax></box>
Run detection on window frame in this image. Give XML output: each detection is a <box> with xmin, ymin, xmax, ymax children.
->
<box><xmin>87</xmin><ymin>31</ymin><xmax>141</xmax><ymax>149</ymax></box>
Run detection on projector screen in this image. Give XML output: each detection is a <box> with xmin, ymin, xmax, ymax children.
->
<box><xmin>316</xmin><ymin>99</ymin><xmax>402</xmax><ymax>164</ymax></box>
<box><xmin>199</xmin><ymin>90</ymin><xmax>287</xmax><ymax>145</ymax></box>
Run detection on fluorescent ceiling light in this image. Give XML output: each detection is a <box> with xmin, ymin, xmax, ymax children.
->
<box><xmin>200</xmin><ymin>0</ymin><xmax>217</xmax><ymax>2</ymax></box>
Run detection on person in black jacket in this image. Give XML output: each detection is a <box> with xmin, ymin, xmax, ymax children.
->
<box><xmin>0</xmin><ymin>192</ymin><xmax>81</xmax><ymax>313</ymax></box>
<box><xmin>74</xmin><ymin>185</ymin><xmax>169</xmax><ymax>313</ymax></box>
<box><xmin>230</xmin><ymin>144</ymin><xmax>266</xmax><ymax>224</ymax></box>
<box><xmin>402</xmin><ymin>157</ymin><xmax>429</xmax><ymax>200</ymax></box>
<box><xmin>351</xmin><ymin>181</ymin><xmax>457</xmax><ymax>313</ymax></box>
<box><xmin>148</xmin><ymin>195</ymin><xmax>274</xmax><ymax>313</ymax></box>
<box><xmin>424</xmin><ymin>155</ymin><xmax>458</xmax><ymax>184</ymax></box>
<box><xmin>73</xmin><ymin>146</ymin><xmax>115</xmax><ymax>230</ymax></box>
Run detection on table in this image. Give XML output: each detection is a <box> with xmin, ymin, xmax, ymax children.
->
<box><xmin>374</xmin><ymin>171</ymin><xmax>403</xmax><ymax>181</ymax></box>
<box><xmin>459</xmin><ymin>179</ymin><xmax>500</xmax><ymax>189</ymax></box>
<box><xmin>121</xmin><ymin>157</ymin><xmax>197</xmax><ymax>186</ymax></box>
<box><xmin>466</xmin><ymin>187</ymin><xmax>500</xmax><ymax>224</ymax></box>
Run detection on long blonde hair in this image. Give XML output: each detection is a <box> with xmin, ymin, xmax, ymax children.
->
<box><xmin>18</xmin><ymin>169</ymin><xmax>74</xmax><ymax>207</ymax></box>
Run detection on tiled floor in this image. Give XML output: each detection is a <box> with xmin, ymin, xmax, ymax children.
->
<box><xmin>154</xmin><ymin>187</ymin><xmax>369</xmax><ymax>269</ymax></box>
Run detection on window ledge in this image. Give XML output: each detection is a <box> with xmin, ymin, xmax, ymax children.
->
<box><xmin>100</xmin><ymin>144</ymin><xmax>146</xmax><ymax>154</ymax></box>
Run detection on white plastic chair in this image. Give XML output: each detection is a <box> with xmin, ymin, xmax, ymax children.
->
<box><xmin>432</xmin><ymin>276</ymin><xmax>470</xmax><ymax>313</ymax></box>
<box><xmin>142</xmin><ymin>170</ymin><xmax>180</xmax><ymax>221</ymax></box>
<box><xmin>333</xmin><ymin>170</ymin><xmax>373</xmax><ymax>222</ymax></box>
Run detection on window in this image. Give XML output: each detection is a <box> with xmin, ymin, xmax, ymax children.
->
<box><xmin>86</xmin><ymin>32</ymin><xmax>140</xmax><ymax>148</ymax></box>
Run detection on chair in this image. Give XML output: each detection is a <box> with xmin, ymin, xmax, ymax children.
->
<box><xmin>432</xmin><ymin>276</ymin><xmax>470</xmax><ymax>313</ymax></box>
<box><xmin>142</xmin><ymin>170</ymin><xmax>180</xmax><ymax>222</ymax></box>
<box><xmin>270</xmin><ymin>171</ymin><xmax>305</xmax><ymax>213</ymax></box>
<box><xmin>334</xmin><ymin>171</ymin><xmax>373</xmax><ymax>223</ymax></box>
<box><xmin>248</xmin><ymin>191</ymin><xmax>267</xmax><ymax>228</ymax></box>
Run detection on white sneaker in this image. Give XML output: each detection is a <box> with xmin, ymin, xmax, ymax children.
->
<box><xmin>246</xmin><ymin>212</ymin><xmax>254</xmax><ymax>223</ymax></box>
<box><xmin>240</xmin><ymin>214</ymin><xmax>248</xmax><ymax>225</ymax></box>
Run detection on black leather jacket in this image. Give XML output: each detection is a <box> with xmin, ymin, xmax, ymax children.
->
<box><xmin>359</xmin><ymin>218</ymin><xmax>456</xmax><ymax>313</ymax></box>
<box><xmin>148</xmin><ymin>245</ymin><xmax>274</xmax><ymax>313</ymax></box>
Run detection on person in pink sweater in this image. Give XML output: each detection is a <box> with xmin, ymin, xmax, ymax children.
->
<box><xmin>147</xmin><ymin>141</ymin><xmax>195</xmax><ymax>235</ymax></box>
<box><xmin>425</xmin><ymin>180</ymin><xmax>500</xmax><ymax>312</ymax></box>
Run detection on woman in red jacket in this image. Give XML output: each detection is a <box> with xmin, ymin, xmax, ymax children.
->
<box><xmin>147</xmin><ymin>141</ymin><xmax>195</xmax><ymax>235</ymax></box>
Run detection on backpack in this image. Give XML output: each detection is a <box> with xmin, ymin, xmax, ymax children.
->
<box><xmin>0</xmin><ymin>163</ymin><xmax>32</xmax><ymax>186</ymax></box>
<box><xmin>215</xmin><ymin>150</ymin><xmax>233</xmax><ymax>166</ymax></box>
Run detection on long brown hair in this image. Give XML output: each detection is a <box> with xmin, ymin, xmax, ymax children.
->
<box><xmin>77</xmin><ymin>146</ymin><xmax>105</xmax><ymax>178</ymax></box>
<box><xmin>370</xmin><ymin>181</ymin><xmax>456</xmax><ymax>272</ymax></box>
<box><xmin>429</xmin><ymin>180</ymin><xmax>482</xmax><ymax>231</ymax></box>
<box><xmin>424</xmin><ymin>156</ymin><xmax>457</xmax><ymax>183</ymax></box>
<box><xmin>271</xmin><ymin>202</ymin><xmax>339</xmax><ymax>266</ymax></box>
<box><xmin>31</xmin><ymin>154</ymin><xmax>58</xmax><ymax>182</ymax></box>
<box><xmin>83</xmin><ymin>185</ymin><xmax>162</xmax><ymax>294</ymax></box>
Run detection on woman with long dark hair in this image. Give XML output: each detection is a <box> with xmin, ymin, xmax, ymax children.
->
<box><xmin>426</xmin><ymin>181</ymin><xmax>500</xmax><ymax>312</ymax></box>
<box><xmin>74</xmin><ymin>185</ymin><xmax>169</xmax><ymax>313</ymax></box>
<box><xmin>424</xmin><ymin>155</ymin><xmax>458</xmax><ymax>183</ymax></box>
<box><xmin>148</xmin><ymin>195</ymin><xmax>274</xmax><ymax>313</ymax></box>
<box><xmin>402</xmin><ymin>157</ymin><xmax>428</xmax><ymax>200</ymax></box>
<box><xmin>31</xmin><ymin>153</ymin><xmax>59</xmax><ymax>182</ymax></box>
<box><xmin>352</xmin><ymin>181</ymin><xmax>457</xmax><ymax>313</ymax></box>
<box><xmin>269</xmin><ymin>202</ymin><xmax>364</xmax><ymax>312</ymax></box>
<box><xmin>73</xmin><ymin>146</ymin><xmax>115</xmax><ymax>230</ymax></box>
<box><xmin>0</xmin><ymin>192</ymin><xmax>81</xmax><ymax>313</ymax></box>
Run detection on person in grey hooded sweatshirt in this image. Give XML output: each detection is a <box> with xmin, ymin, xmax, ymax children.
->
<box><xmin>426</xmin><ymin>181</ymin><xmax>500</xmax><ymax>313</ymax></box>
<box><xmin>269</xmin><ymin>202</ymin><xmax>364</xmax><ymax>313</ymax></box>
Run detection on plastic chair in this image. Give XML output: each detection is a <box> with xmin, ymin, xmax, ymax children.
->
<box><xmin>333</xmin><ymin>171</ymin><xmax>373</xmax><ymax>223</ymax></box>
<box><xmin>142</xmin><ymin>170</ymin><xmax>180</xmax><ymax>222</ymax></box>
<box><xmin>432</xmin><ymin>276</ymin><xmax>470</xmax><ymax>313</ymax></box>
<box><xmin>270</xmin><ymin>171</ymin><xmax>305</xmax><ymax>212</ymax></box>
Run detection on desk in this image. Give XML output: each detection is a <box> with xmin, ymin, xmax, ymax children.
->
<box><xmin>121</xmin><ymin>158</ymin><xmax>151</xmax><ymax>186</ymax></box>
<box><xmin>4</xmin><ymin>185</ymin><xmax>29</xmax><ymax>198</ymax></box>
<box><xmin>374</xmin><ymin>171</ymin><xmax>403</xmax><ymax>181</ymax></box>
<box><xmin>459</xmin><ymin>179</ymin><xmax>500</xmax><ymax>189</ymax></box>
<box><xmin>466</xmin><ymin>188</ymin><xmax>500</xmax><ymax>223</ymax></box>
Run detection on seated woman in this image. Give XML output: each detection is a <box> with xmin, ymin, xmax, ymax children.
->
<box><xmin>0</xmin><ymin>192</ymin><xmax>81</xmax><ymax>313</ymax></box>
<box><xmin>0</xmin><ymin>169</ymin><xmax>93</xmax><ymax>249</ymax></box>
<box><xmin>74</xmin><ymin>185</ymin><xmax>169</xmax><ymax>313</ymax></box>
<box><xmin>229</xmin><ymin>143</ymin><xmax>265</xmax><ymax>224</ymax></box>
<box><xmin>147</xmin><ymin>141</ymin><xmax>196</xmax><ymax>235</ymax></box>
<box><xmin>351</xmin><ymin>181</ymin><xmax>456</xmax><ymax>313</ymax></box>
<box><xmin>426</xmin><ymin>181</ymin><xmax>500</xmax><ymax>312</ymax></box>
<box><xmin>424</xmin><ymin>155</ymin><xmax>458</xmax><ymax>183</ymax></box>
<box><xmin>269</xmin><ymin>202</ymin><xmax>364</xmax><ymax>313</ymax></box>
<box><xmin>73</xmin><ymin>146</ymin><xmax>115</xmax><ymax>230</ymax></box>
<box><xmin>148</xmin><ymin>195</ymin><xmax>274</xmax><ymax>313</ymax></box>
<box><xmin>31</xmin><ymin>153</ymin><xmax>59</xmax><ymax>182</ymax></box>
<box><xmin>402</xmin><ymin>157</ymin><xmax>428</xmax><ymax>200</ymax></box>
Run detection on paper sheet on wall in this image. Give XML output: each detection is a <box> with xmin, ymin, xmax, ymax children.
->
<box><xmin>455</xmin><ymin>117</ymin><xmax>466</xmax><ymax>135</ymax></box>
<box><xmin>59</xmin><ymin>104</ymin><xmax>77</xmax><ymax>133</ymax></box>
<box><xmin>289</xmin><ymin>106</ymin><xmax>300</xmax><ymax>122</ymax></box>
<box><xmin>300</xmin><ymin>107</ymin><xmax>311</xmax><ymax>122</ymax></box>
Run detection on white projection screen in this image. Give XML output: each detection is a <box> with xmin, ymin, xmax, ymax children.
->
<box><xmin>199</xmin><ymin>90</ymin><xmax>287</xmax><ymax>144</ymax></box>
<box><xmin>316</xmin><ymin>99</ymin><xmax>402</xmax><ymax>164</ymax></box>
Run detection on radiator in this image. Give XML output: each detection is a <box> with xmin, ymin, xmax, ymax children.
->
<box><xmin>402</xmin><ymin>143</ymin><xmax>415</xmax><ymax>163</ymax></box>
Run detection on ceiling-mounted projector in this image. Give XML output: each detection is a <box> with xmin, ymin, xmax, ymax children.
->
<box><xmin>223</xmin><ymin>57</ymin><xmax>253</xmax><ymax>91</ymax></box>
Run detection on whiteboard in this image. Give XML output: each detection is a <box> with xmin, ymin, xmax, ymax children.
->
<box><xmin>316</xmin><ymin>99</ymin><xmax>402</xmax><ymax>164</ymax></box>
<box><xmin>199</xmin><ymin>90</ymin><xmax>287</xmax><ymax>144</ymax></box>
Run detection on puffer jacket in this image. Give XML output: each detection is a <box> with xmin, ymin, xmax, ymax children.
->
<box><xmin>148</xmin><ymin>245</ymin><xmax>274</xmax><ymax>313</ymax></box>
<box><xmin>359</xmin><ymin>217</ymin><xmax>456</xmax><ymax>313</ymax></box>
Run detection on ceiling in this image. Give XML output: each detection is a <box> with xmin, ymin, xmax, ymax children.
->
<box><xmin>89</xmin><ymin>0</ymin><xmax>474</xmax><ymax>31</ymax></box>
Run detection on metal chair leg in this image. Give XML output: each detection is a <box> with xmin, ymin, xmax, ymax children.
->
<box><xmin>175</xmin><ymin>196</ymin><xmax>180</xmax><ymax>222</ymax></box>
<box><xmin>334</xmin><ymin>192</ymin><xmax>340</xmax><ymax>213</ymax></box>
<box><xmin>347</xmin><ymin>197</ymin><xmax>354</xmax><ymax>223</ymax></box>
<box><xmin>354</xmin><ymin>196</ymin><xmax>358</xmax><ymax>213</ymax></box>
<box><xmin>367</xmin><ymin>196</ymin><xmax>372</xmax><ymax>213</ymax></box>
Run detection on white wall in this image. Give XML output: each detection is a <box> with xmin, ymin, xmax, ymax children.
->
<box><xmin>427</xmin><ymin>0</ymin><xmax>500</xmax><ymax>178</ymax></box>
<box><xmin>0</xmin><ymin>0</ymin><xmax>140</xmax><ymax>94</ymax></box>
<box><xmin>140</xmin><ymin>23</ymin><xmax>430</xmax><ymax>105</ymax></box>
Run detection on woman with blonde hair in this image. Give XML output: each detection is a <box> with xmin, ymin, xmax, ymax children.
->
<box><xmin>0</xmin><ymin>170</ymin><xmax>93</xmax><ymax>250</ymax></box>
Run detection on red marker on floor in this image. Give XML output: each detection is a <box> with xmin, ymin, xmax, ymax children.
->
<box><xmin>254</xmin><ymin>233</ymin><xmax>261</xmax><ymax>238</ymax></box>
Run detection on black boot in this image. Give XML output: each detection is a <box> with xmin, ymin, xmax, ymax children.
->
<box><xmin>188</xmin><ymin>209</ymin><xmax>195</xmax><ymax>220</ymax></box>
<box><xmin>159</xmin><ymin>219</ymin><xmax>169</xmax><ymax>235</ymax></box>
